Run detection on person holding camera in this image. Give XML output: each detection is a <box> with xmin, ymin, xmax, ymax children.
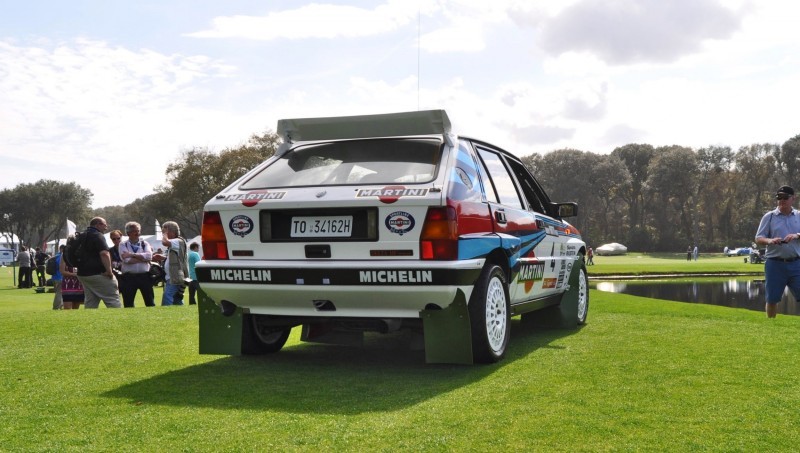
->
<box><xmin>153</xmin><ymin>221</ymin><xmax>189</xmax><ymax>306</ymax></box>
<box><xmin>755</xmin><ymin>185</ymin><xmax>800</xmax><ymax>318</ymax></box>
<box><xmin>119</xmin><ymin>222</ymin><xmax>155</xmax><ymax>308</ymax></box>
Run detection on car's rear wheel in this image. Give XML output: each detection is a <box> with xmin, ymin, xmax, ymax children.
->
<box><xmin>241</xmin><ymin>314</ymin><xmax>291</xmax><ymax>354</ymax></box>
<box><xmin>469</xmin><ymin>264</ymin><xmax>510</xmax><ymax>363</ymax></box>
<box><xmin>576</xmin><ymin>264</ymin><xmax>589</xmax><ymax>325</ymax></box>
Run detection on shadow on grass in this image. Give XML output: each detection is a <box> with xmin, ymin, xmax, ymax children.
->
<box><xmin>103</xmin><ymin>320</ymin><xmax>580</xmax><ymax>414</ymax></box>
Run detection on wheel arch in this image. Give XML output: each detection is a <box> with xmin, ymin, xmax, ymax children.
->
<box><xmin>484</xmin><ymin>247</ymin><xmax>512</xmax><ymax>283</ymax></box>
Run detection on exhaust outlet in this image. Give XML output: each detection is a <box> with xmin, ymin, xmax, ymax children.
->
<box><xmin>313</xmin><ymin>300</ymin><xmax>336</xmax><ymax>311</ymax></box>
<box><xmin>220</xmin><ymin>300</ymin><xmax>238</xmax><ymax>317</ymax></box>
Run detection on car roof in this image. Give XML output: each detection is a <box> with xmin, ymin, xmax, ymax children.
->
<box><xmin>277</xmin><ymin>109</ymin><xmax>452</xmax><ymax>143</ymax></box>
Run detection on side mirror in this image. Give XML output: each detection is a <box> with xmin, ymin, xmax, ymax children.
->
<box><xmin>557</xmin><ymin>202</ymin><xmax>578</xmax><ymax>218</ymax></box>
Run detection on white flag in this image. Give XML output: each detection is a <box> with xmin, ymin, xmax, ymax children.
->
<box><xmin>67</xmin><ymin>219</ymin><xmax>76</xmax><ymax>236</ymax></box>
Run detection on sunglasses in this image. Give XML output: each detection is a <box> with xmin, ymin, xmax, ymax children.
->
<box><xmin>776</xmin><ymin>194</ymin><xmax>792</xmax><ymax>200</ymax></box>
<box><xmin>111</xmin><ymin>237</ymin><xmax>121</xmax><ymax>241</ymax></box>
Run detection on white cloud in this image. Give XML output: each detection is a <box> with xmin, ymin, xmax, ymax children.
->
<box><xmin>186</xmin><ymin>1</ymin><xmax>422</xmax><ymax>40</ymax></box>
<box><xmin>2</xmin><ymin>0</ymin><xmax>800</xmax><ymax>208</ymax></box>
<box><xmin>534</xmin><ymin>0</ymin><xmax>747</xmax><ymax>64</ymax></box>
<box><xmin>0</xmin><ymin>38</ymin><xmax>249</xmax><ymax>207</ymax></box>
<box><xmin>419</xmin><ymin>20</ymin><xmax>486</xmax><ymax>53</ymax></box>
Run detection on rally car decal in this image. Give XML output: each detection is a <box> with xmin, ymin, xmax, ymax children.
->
<box><xmin>385</xmin><ymin>211</ymin><xmax>415</xmax><ymax>235</ymax></box>
<box><xmin>225</xmin><ymin>190</ymin><xmax>287</xmax><ymax>207</ymax></box>
<box><xmin>229</xmin><ymin>215</ymin><xmax>254</xmax><ymax>237</ymax></box>
<box><xmin>197</xmin><ymin>267</ymin><xmax>480</xmax><ymax>286</ymax></box>
<box><xmin>356</xmin><ymin>186</ymin><xmax>429</xmax><ymax>204</ymax></box>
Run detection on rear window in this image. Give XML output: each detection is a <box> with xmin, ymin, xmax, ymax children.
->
<box><xmin>240</xmin><ymin>138</ymin><xmax>443</xmax><ymax>189</ymax></box>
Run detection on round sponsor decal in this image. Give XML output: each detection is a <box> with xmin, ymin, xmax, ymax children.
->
<box><xmin>385</xmin><ymin>211</ymin><xmax>415</xmax><ymax>236</ymax></box>
<box><xmin>229</xmin><ymin>215</ymin><xmax>254</xmax><ymax>237</ymax></box>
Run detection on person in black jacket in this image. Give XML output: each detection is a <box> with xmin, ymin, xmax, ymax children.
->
<box><xmin>34</xmin><ymin>247</ymin><xmax>49</xmax><ymax>287</ymax></box>
<box><xmin>75</xmin><ymin>217</ymin><xmax>121</xmax><ymax>309</ymax></box>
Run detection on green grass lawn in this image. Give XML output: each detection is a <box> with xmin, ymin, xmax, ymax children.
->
<box><xmin>1</xmin><ymin>263</ymin><xmax>799</xmax><ymax>451</ymax></box>
<box><xmin>588</xmin><ymin>252</ymin><xmax>765</xmax><ymax>277</ymax></box>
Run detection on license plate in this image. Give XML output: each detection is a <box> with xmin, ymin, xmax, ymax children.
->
<box><xmin>291</xmin><ymin>215</ymin><xmax>353</xmax><ymax>237</ymax></box>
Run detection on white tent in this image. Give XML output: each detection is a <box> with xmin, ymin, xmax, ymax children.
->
<box><xmin>0</xmin><ymin>233</ymin><xmax>21</xmax><ymax>253</ymax></box>
<box><xmin>44</xmin><ymin>219</ymin><xmax>202</xmax><ymax>257</ymax></box>
<box><xmin>46</xmin><ymin>239</ymin><xmax>68</xmax><ymax>255</ymax></box>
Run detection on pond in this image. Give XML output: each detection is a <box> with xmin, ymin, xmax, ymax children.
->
<box><xmin>591</xmin><ymin>278</ymin><xmax>800</xmax><ymax>316</ymax></box>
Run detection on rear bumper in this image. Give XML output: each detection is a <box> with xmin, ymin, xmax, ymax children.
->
<box><xmin>196</xmin><ymin>259</ymin><xmax>485</xmax><ymax>318</ymax></box>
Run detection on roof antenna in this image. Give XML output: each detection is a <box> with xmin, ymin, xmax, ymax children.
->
<box><xmin>417</xmin><ymin>6</ymin><xmax>421</xmax><ymax>111</ymax></box>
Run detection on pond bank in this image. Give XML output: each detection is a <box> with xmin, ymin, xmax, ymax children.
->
<box><xmin>589</xmin><ymin>272</ymin><xmax>763</xmax><ymax>280</ymax></box>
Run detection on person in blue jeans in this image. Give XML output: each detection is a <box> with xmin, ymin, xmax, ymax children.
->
<box><xmin>52</xmin><ymin>245</ymin><xmax>65</xmax><ymax>309</ymax></box>
<box><xmin>755</xmin><ymin>185</ymin><xmax>800</xmax><ymax>318</ymax></box>
<box><xmin>187</xmin><ymin>242</ymin><xmax>201</xmax><ymax>305</ymax></box>
<box><xmin>154</xmin><ymin>221</ymin><xmax>189</xmax><ymax>306</ymax></box>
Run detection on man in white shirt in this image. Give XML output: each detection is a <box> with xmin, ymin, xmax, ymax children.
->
<box><xmin>119</xmin><ymin>221</ymin><xmax>155</xmax><ymax>307</ymax></box>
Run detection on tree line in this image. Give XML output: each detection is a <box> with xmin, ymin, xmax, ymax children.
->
<box><xmin>523</xmin><ymin>134</ymin><xmax>800</xmax><ymax>252</ymax></box>
<box><xmin>2</xmin><ymin>128</ymin><xmax>799</xmax><ymax>254</ymax></box>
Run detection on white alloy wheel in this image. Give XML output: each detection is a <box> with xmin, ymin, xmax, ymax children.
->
<box><xmin>469</xmin><ymin>265</ymin><xmax>510</xmax><ymax>363</ymax></box>
<box><xmin>576</xmin><ymin>266</ymin><xmax>589</xmax><ymax>324</ymax></box>
<box><xmin>485</xmin><ymin>275</ymin><xmax>509</xmax><ymax>353</ymax></box>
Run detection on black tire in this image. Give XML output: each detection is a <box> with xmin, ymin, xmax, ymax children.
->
<box><xmin>241</xmin><ymin>314</ymin><xmax>291</xmax><ymax>355</ymax></box>
<box><xmin>576</xmin><ymin>264</ymin><xmax>589</xmax><ymax>325</ymax></box>
<box><xmin>469</xmin><ymin>265</ymin><xmax>510</xmax><ymax>363</ymax></box>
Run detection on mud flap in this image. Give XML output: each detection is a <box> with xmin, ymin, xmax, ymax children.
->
<box><xmin>421</xmin><ymin>289</ymin><xmax>473</xmax><ymax>364</ymax></box>
<box><xmin>524</xmin><ymin>257</ymin><xmax>584</xmax><ymax>329</ymax></box>
<box><xmin>198</xmin><ymin>289</ymin><xmax>244</xmax><ymax>355</ymax></box>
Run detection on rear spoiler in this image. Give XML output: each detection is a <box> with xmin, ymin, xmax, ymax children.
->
<box><xmin>277</xmin><ymin>110</ymin><xmax>452</xmax><ymax>143</ymax></box>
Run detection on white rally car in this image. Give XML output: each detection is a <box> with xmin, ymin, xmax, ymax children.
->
<box><xmin>196</xmin><ymin>110</ymin><xmax>587</xmax><ymax>364</ymax></box>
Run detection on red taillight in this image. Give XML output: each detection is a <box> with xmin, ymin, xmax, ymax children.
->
<box><xmin>420</xmin><ymin>207</ymin><xmax>458</xmax><ymax>260</ymax></box>
<box><xmin>201</xmin><ymin>211</ymin><xmax>229</xmax><ymax>260</ymax></box>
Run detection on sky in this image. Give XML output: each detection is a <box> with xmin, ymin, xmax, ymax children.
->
<box><xmin>1</xmin><ymin>0</ymin><xmax>799</xmax><ymax>208</ymax></box>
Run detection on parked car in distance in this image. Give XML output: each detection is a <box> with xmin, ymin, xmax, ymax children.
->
<box><xmin>196</xmin><ymin>110</ymin><xmax>588</xmax><ymax>364</ymax></box>
<box><xmin>725</xmin><ymin>247</ymin><xmax>752</xmax><ymax>256</ymax></box>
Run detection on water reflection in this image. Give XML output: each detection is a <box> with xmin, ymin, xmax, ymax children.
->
<box><xmin>592</xmin><ymin>279</ymin><xmax>800</xmax><ymax>316</ymax></box>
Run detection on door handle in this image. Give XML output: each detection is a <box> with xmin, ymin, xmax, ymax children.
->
<box><xmin>495</xmin><ymin>209</ymin><xmax>507</xmax><ymax>224</ymax></box>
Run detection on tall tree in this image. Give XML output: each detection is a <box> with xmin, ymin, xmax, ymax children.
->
<box><xmin>777</xmin><ymin>134</ymin><xmax>800</xmax><ymax>187</ymax></box>
<box><xmin>735</xmin><ymin>144</ymin><xmax>779</xmax><ymax>216</ymax></box>
<box><xmin>158</xmin><ymin>130</ymin><xmax>281</xmax><ymax>236</ymax></box>
<box><xmin>588</xmin><ymin>154</ymin><xmax>631</xmax><ymax>244</ymax></box>
<box><xmin>531</xmin><ymin>149</ymin><xmax>602</xmax><ymax>243</ymax></box>
<box><xmin>611</xmin><ymin>144</ymin><xmax>655</xmax><ymax>230</ymax></box>
<box><xmin>695</xmin><ymin>146</ymin><xmax>734</xmax><ymax>247</ymax></box>
<box><xmin>0</xmin><ymin>189</ymin><xmax>25</xmax><ymax>251</ymax></box>
<box><xmin>646</xmin><ymin>146</ymin><xmax>698</xmax><ymax>250</ymax></box>
<box><xmin>0</xmin><ymin>181</ymin><xmax>91</xmax><ymax>248</ymax></box>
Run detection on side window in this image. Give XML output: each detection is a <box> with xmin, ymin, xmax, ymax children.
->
<box><xmin>475</xmin><ymin>151</ymin><xmax>498</xmax><ymax>204</ymax></box>
<box><xmin>505</xmin><ymin>158</ymin><xmax>547</xmax><ymax>214</ymax></box>
<box><xmin>477</xmin><ymin>148</ymin><xmax>523</xmax><ymax>209</ymax></box>
<box><xmin>447</xmin><ymin>142</ymin><xmax>484</xmax><ymax>202</ymax></box>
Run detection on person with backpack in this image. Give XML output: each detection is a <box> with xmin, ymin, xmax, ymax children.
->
<box><xmin>51</xmin><ymin>245</ymin><xmax>65</xmax><ymax>310</ymax></box>
<box><xmin>75</xmin><ymin>217</ymin><xmax>121</xmax><ymax>309</ymax></box>
<box><xmin>153</xmin><ymin>221</ymin><xmax>189</xmax><ymax>306</ymax></box>
<box><xmin>119</xmin><ymin>221</ymin><xmax>155</xmax><ymax>307</ymax></box>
